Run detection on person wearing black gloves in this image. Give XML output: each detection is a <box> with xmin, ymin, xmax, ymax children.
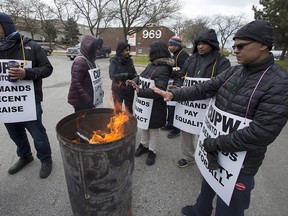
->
<box><xmin>0</xmin><ymin>12</ymin><xmax>53</xmax><ymax>179</ymax></box>
<box><xmin>109</xmin><ymin>42</ymin><xmax>137</xmax><ymax>114</ymax></box>
<box><xmin>152</xmin><ymin>20</ymin><xmax>288</xmax><ymax>216</ymax></box>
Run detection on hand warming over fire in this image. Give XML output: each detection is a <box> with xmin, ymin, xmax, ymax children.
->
<box><xmin>151</xmin><ymin>86</ymin><xmax>173</xmax><ymax>101</ymax></box>
<box><xmin>126</xmin><ymin>79</ymin><xmax>140</xmax><ymax>93</ymax></box>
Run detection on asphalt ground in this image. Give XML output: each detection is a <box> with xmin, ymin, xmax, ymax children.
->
<box><xmin>0</xmin><ymin>55</ymin><xmax>287</xmax><ymax>216</ymax></box>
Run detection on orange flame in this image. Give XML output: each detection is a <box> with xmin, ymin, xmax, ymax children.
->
<box><xmin>89</xmin><ymin>111</ymin><xmax>129</xmax><ymax>144</ymax></box>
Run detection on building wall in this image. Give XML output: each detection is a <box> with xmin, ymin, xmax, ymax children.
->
<box><xmin>94</xmin><ymin>26</ymin><xmax>175</xmax><ymax>54</ymax></box>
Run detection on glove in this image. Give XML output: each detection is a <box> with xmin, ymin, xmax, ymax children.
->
<box><xmin>203</xmin><ymin>138</ymin><xmax>217</xmax><ymax>152</ymax></box>
<box><xmin>207</xmin><ymin>151</ymin><xmax>219</xmax><ymax>170</ymax></box>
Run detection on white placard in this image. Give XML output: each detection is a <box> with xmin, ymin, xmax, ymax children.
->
<box><xmin>88</xmin><ymin>65</ymin><xmax>103</xmax><ymax>108</ymax></box>
<box><xmin>195</xmin><ymin>98</ymin><xmax>251</xmax><ymax>206</ymax></box>
<box><xmin>134</xmin><ymin>77</ymin><xmax>154</xmax><ymax>129</ymax></box>
<box><xmin>174</xmin><ymin>77</ymin><xmax>210</xmax><ymax>134</ymax></box>
<box><xmin>0</xmin><ymin>59</ymin><xmax>36</xmax><ymax>123</ymax></box>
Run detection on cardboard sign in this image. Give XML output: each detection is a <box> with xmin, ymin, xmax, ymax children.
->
<box><xmin>88</xmin><ymin>65</ymin><xmax>103</xmax><ymax>107</ymax></box>
<box><xmin>0</xmin><ymin>59</ymin><xmax>36</xmax><ymax>123</ymax></box>
<box><xmin>195</xmin><ymin>98</ymin><xmax>251</xmax><ymax>205</ymax></box>
<box><xmin>134</xmin><ymin>77</ymin><xmax>154</xmax><ymax>129</ymax></box>
<box><xmin>174</xmin><ymin>77</ymin><xmax>210</xmax><ymax>134</ymax></box>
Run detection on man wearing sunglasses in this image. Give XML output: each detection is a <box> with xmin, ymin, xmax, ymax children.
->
<box><xmin>152</xmin><ymin>20</ymin><xmax>288</xmax><ymax>216</ymax></box>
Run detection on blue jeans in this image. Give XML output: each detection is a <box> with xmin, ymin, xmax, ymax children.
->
<box><xmin>4</xmin><ymin>103</ymin><xmax>52</xmax><ymax>163</ymax></box>
<box><xmin>194</xmin><ymin>174</ymin><xmax>255</xmax><ymax>216</ymax></box>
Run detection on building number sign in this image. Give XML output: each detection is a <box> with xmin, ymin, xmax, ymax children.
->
<box><xmin>142</xmin><ymin>30</ymin><xmax>162</xmax><ymax>39</ymax></box>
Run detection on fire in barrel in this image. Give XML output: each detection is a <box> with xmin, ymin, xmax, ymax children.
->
<box><xmin>56</xmin><ymin>108</ymin><xmax>137</xmax><ymax>216</ymax></box>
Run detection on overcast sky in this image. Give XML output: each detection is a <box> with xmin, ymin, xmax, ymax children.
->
<box><xmin>180</xmin><ymin>0</ymin><xmax>261</xmax><ymax>22</ymax></box>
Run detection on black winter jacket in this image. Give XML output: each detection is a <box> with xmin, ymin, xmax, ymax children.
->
<box><xmin>170</xmin><ymin>48</ymin><xmax>189</xmax><ymax>81</ymax></box>
<box><xmin>109</xmin><ymin>55</ymin><xmax>137</xmax><ymax>94</ymax></box>
<box><xmin>174</xmin><ymin>51</ymin><xmax>231</xmax><ymax>86</ymax></box>
<box><xmin>0</xmin><ymin>36</ymin><xmax>53</xmax><ymax>103</ymax></box>
<box><xmin>134</xmin><ymin>58</ymin><xmax>173</xmax><ymax>128</ymax></box>
<box><xmin>171</xmin><ymin>54</ymin><xmax>288</xmax><ymax>175</ymax></box>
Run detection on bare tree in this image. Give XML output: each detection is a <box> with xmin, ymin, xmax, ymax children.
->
<box><xmin>31</xmin><ymin>0</ymin><xmax>58</xmax><ymax>46</ymax></box>
<box><xmin>168</xmin><ymin>15</ymin><xmax>187</xmax><ymax>38</ymax></box>
<box><xmin>53</xmin><ymin>0</ymin><xmax>81</xmax><ymax>45</ymax></box>
<box><xmin>0</xmin><ymin>0</ymin><xmax>22</xmax><ymax>25</ymax></box>
<box><xmin>211</xmin><ymin>14</ymin><xmax>244</xmax><ymax>52</ymax></box>
<box><xmin>71</xmin><ymin>0</ymin><xmax>115</xmax><ymax>36</ymax></box>
<box><xmin>181</xmin><ymin>17</ymin><xmax>210</xmax><ymax>47</ymax></box>
<box><xmin>0</xmin><ymin>0</ymin><xmax>40</xmax><ymax>39</ymax></box>
<box><xmin>19</xmin><ymin>0</ymin><xmax>40</xmax><ymax>40</ymax></box>
<box><xmin>116</xmin><ymin>0</ymin><xmax>180</xmax><ymax>41</ymax></box>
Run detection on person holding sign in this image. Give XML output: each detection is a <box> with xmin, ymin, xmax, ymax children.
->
<box><xmin>68</xmin><ymin>36</ymin><xmax>104</xmax><ymax>112</ymax></box>
<box><xmin>153</xmin><ymin>20</ymin><xmax>288</xmax><ymax>216</ymax></box>
<box><xmin>0</xmin><ymin>13</ymin><xmax>53</xmax><ymax>179</ymax></box>
<box><xmin>174</xmin><ymin>29</ymin><xmax>230</xmax><ymax>168</ymax></box>
<box><xmin>109</xmin><ymin>42</ymin><xmax>137</xmax><ymax>114</ymax></box>
<box><xmin>162</xmin><ymin>36</ymin><xmax>189</xmax><ymax>139</ymax></box>
<box><xmin>126</xmin><ymin>41</ymin><xmax>173</xmax><ymax>166</ymax></box>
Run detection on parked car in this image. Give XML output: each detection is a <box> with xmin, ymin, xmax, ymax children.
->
<box><xmin>41</xmin><ymin>46</ymin><xmax>53</xmax><ymax>56</ymax></box>
<box><xmin>66</xmin><ymin>43</ymin><xmax>111</xmax><ymax>60</ymax></box>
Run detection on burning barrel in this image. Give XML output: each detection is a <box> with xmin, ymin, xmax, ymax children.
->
<box><xmin>56</xmin><ymin>108</ymin><xmax>137</xmax><ymax>216</ymax></box>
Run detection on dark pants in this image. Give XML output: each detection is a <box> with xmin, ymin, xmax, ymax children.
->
<box><xmin>167</xmin><ymin>105</ymin><xmax>180</xmax><ymax>132</ymax></box>
<box><xmin>112</xmin><ymin>91</ymin><xmax>134</xmax><ymax>114</ymax></box>
<box><xmin>194</xmin><ymin>174</ymin><xmax>255</xmax><ymax>216</ymax></box>
<box><xmin>4</xmin><ymin>103</ymin><xmax>52</xmax><ymax>163</ymax></box>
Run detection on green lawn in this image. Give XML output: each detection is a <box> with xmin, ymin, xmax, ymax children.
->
<box><xmin>276</xmin><ymin>60</ymin><xmax>288</xmax><ymax>70</ymax></box>
<box><xmin>131</xmin><ymin>55</ymin><xmax>149</xmax><ymax>66</ymax></box>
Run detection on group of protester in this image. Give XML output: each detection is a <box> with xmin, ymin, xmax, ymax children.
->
<box><xmin>1</xmin><ymin>10</ymin><xmax>288</xmax><ymax>216</ymax></box>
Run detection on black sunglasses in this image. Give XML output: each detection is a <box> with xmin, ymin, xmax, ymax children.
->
<box><xmin>232</xmin><ymin>41</ymin><xmax>254</xmax><ymax>50</ymax></box>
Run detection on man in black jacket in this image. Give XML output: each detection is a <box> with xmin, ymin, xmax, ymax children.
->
<box><xmin>153</xmin><ymin>20</ymin><xmax>288</xmax><ymax>216</ymax></box>
<box><xmin>162</xmin><ymin>36</ymin><xmax>189</xmax><ymax>138</ymax></box>
<box><xmin>175</xmin><ymin>29</ymin><xmax>230</xmax><ymax>168</ymax></box>
<box><xmin>0</xmin><ymin>12</ymin><xmax>53</xmax><ymax>179</ymax></box>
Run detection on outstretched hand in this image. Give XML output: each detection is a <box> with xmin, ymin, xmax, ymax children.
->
<box><xmin>126</xmin><ymin>79</ymin><xmax>140</xmax><ymax>93</ymax></box>
<box><xmin>151</xmin><ymin>86</ymin><xmax>173</xmax><ymax>101</ymax></box>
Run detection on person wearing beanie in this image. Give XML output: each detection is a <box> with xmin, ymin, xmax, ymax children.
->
<box><xmin>153</xmin><ymin>20</ymin><xmax>288</xmax><ymax>216</ymax></box>
<box><xmin>162</xmin><ymin>36</ymin><xmax>189</xmax><ymax>139</ymax></box>
<box><xmin>108</xmin><ymin>42</ymin><xmax>137</xmax><ymax>114</ymax></box>
<box><xmin>173</xmin><ymin>29</ymin><xmax>230</xmax><ymax>169</ymax></box>
<box><xmin>0</xmin><ymin>12</ymin><xmax>53</xmax><ymax>179</ymax></box>
<box><xmin>68</xmin><ymin>35</ymin><xmax>104</xmax><ymax>112</ymax></box>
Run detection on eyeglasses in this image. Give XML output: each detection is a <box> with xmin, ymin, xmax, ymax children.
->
<box><xmin>232</xmin><ymin>41</ymin><xmax>254</xmax><ymax>50</ymax></box>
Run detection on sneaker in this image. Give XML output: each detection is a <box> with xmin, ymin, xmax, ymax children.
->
<box><xmin>8</xmin><ymin>155</ymin><xmax>34</xmax><ymax>175</ymax></box>
<box><xmin>177</xmin><ymin>158</ymin><xmax>195</xmax><ymax>168</ymax></box>
<box><xmin>161</xmin><ymin>124</ymin><xmax>173</xmax><ymax>131</ymax></box>
<box><xmin>40</xmin><ymin>160</ymin><xmax>53</xmax><ymax>179</ymax></box>
<box><xmin>167</xmin><ymin>130</ymin><xmax>180</xmax><ymax>138</ymax></box>
<box><xmin>181</xmin><ymin>205</ymin><xmax>198</xmax><ymax>216</ymax></box>
<box><xmin>135</xmin><ymin>144</ymin><xmax>149</xmax><ymax>157</ymax></box>
<box><xmin>146</xmin><ymin>150</ymin><xmax>156</xmax><ymax>166</ymax></box>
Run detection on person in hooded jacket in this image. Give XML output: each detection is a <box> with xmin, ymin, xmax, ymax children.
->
<box><xmin>0</xmin><ymin>12</ymin><xmax>53</xmax><ymax>179</ymax></box>
<box><xmin>174</xmin><ymin>29</ymin><xmax>231</xmax><ymax>168</ymax></box>
<box><xmin>126</xmin><ymin>40</ymin><xmax>173</xmax><ymax>166</ymax></box>
<box><xmin>109</xmin><ymin>42</ymin><xmax>137</xmax><ymax>114</ymax></box>
<box><xmin>153</xmin><ymin>20</ymin><xmax>288</xmax><ymax>216</ymax></box>
<box><xmin>68</xmin><ymin>35</ymin><xmax>103</xmax><ymax>112</ymax></box>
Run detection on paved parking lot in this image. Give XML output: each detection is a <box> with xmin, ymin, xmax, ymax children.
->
<box><xmin>0</xmin><ymin>55</ymin><xmax>287</xmax><ymax>216</ymax></box>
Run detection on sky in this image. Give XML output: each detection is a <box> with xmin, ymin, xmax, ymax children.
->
<box><xmin>180</xmin><ymin>0</ymin><xmax>262</xmax><ymax>22</ymax></box>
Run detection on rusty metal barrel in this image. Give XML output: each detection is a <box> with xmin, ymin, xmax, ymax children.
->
<box><xmin>56</xmin><ymin>108</ymin><xmax>137</xmax><ymax>216</ymax></box>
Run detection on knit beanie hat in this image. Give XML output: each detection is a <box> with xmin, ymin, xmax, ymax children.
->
<box><xmin>168</xmin><ymin>36</ymin><xmax>182</xmax><ymax>47</ymax></box>
<box><xmin>0</xmin><ymin>12</ymin><xmax>16</xmax><ymax>37</ymax></box>
<box><xmin>116</xmin><ymin>42</ymin><xmax>130</xmax><ymax>56</ymax></box>
<box><xmin>233</xmin><ymin>20</ymin><xmax>273</xmax><ymax>50</ymax></box>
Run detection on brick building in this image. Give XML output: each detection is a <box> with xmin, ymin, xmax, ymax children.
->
<box><xmin>79</xmin><ymin>25</ymin><xmax>175</xmax><ymax>55</ymax></box>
